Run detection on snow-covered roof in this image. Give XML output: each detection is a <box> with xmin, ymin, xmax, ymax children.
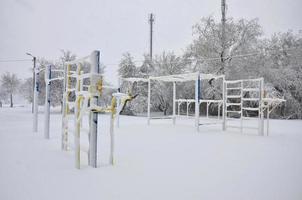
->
<box><xmin>121</xmin><ymin>72</ymin><xmax>224</xmax><ymax>83</ymax></box>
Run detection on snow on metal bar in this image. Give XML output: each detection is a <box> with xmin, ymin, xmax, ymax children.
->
<box><xmin>121</xmin><ymin>77</ymin><xmax>148</xmax><ymax>82</ymax></box>
<box><xmin>150</xmin><ymin>72</ymin><xmax>198</xmax><ymax>82</ymax></box>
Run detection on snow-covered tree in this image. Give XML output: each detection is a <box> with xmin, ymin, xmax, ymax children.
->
<box><xmin>186</xmin><ymin>16</ymin><xmax>262</xmax><ymax>76</ymax></box>
<box><xmin>0</xmin><ymin>72</ymin><xmax>20</xmax><ymax>107</ymax></box>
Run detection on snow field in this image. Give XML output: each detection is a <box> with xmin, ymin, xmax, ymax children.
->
<box><xmin>0</xmin><ymin>106</ymin><xmax>302</xmax><ymax>200</ymax></box>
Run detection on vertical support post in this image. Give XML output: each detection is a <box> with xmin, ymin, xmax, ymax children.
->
<box><xmin>116</xmin><ymin>77</ymin><xmax>122</xmax><ymax>128</ymax></box>
<box><xmin>240</xmin><ymin>80</ymin><xmax>243</xmax><ymax>134</ymax></box>
<box><xmin>218</xmin><ymin>103</ymin><xmax>221</xmax><ymax>120</ymax></box>
<box><xmin>61</xmin><ymin>64</ymin><xmax>69</xmax><ymax>150</ymax></box>
<box><xmin>186</xmin><ymin>101</ymin><xmax>189</xmax><ymax>117</ymax></box>
<box><xmin>177</xmin><ymin>102</ymin><xmax>180</xmax><ymax>116</ymax></box>
<box><xmin>33</xmin><ymin>65</ymin><xmax>39</xmax><ymax>132</ymax></box>
<box><xmin>147</xmin><ymin>78</ymin><xmax>151</xmax><ymax>125</ymax></box>
<box><xmin>44</xmin><ymin>65</ymin><xmax>51</xmax><ymax>139</ymax></box>
<box><xmin>222</xmin><ymin>77</ymin><xmax>226</xmax><ymax>131</ymax></box>
<box><xmin>195</xmin><ymin>73</ymin><xmax>200</xmax><ymax>132</ymax></box>
<box><xmin>116</xmin><ymin>98</ymin><xmax>120</xmax><ymax>128</ymax></box>
<box><xmin>206</xmin><ymin>102</ymin><xmax>209</xmax><ymax>118</ymax></box>
<box><xmin>109</xmin><ymin>107</ymin><xmax>115</xmax><ymax>165</ymax></box>
<box><xmin>89</xmin><ymin>50</ymin><xmax>100</xmax><ymax>168</ymax></box>
<box><xmin>74</xmin><ymin>64</ymin><xmax>81</xmax><ymax>169</ymax></box>
<box><xmin>267</xmin><ymin>107</ymin><xmax>270</xmax><ymax>136</ymax></box>
<box><xmin>172</xmin><ymin>81</ymin><xmax>176</xmax><ymax>125</ymax></box>
<box><xmin>259</xmin><ymin>78</ymin><xmax>264</xmax><ymax>136</ymax></box>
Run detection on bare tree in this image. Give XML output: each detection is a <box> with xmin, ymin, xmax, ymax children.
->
<box><xmin>0</xmin><ymin>72</ymin><xmax>20</xmax><ymax>107</ymax></box>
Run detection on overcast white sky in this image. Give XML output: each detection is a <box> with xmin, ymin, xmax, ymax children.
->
<box><xmin>0</xmin><ymin>0</ymin><xmax>301</xmax><ymax>85</ymax></box>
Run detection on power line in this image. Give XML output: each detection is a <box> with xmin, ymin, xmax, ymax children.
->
<box><xmin>103</xmin><ymin>46</ymin><xmax>302</xmax><ymax>67</ymax></box>
<box><xmin>0</xmin><ymin>59</ymin><xmax>32</xmax><ymax>63</ymax></box>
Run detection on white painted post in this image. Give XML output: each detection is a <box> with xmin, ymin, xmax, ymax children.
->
<box><xmin>240</xmin><ymin>80</ymin><xmax>243</xmax><ymax>134</ymax></box>
<box><xmin>218</xmin><ymin>103</ymin><xmax>221</xmax><ymax>120</ymax></box>
<box><xmin>116</xmin><ymin>77</ymin><xmax>121</xmax><ymax>128</ymax></box>
<box><xmin>259</xmin><ymin>78</ymin><xmax>265</xmax><ymax>136</ymax></box>
<box><xmin>195</xmin><ymin>73</ymin><xmax>200</xmax><ymax>132</ymax></box>
<box><xmin>33</xmin><ymin>65</ymin><xmax>39</xmax><ymax>132</ymax></box>
<box><xmin>222</xmin><ymin>77</ymin><xmax>226</xmax><ymax>131</ymax></box>
<box><xmin>89</xmin><ymin>50</ymin><xmax>100</xmax><ymax>168</ymax></box>
<box><xmin>116</xmin><ymin>98</ymin><xmax>120</xmax><ymax>128</ymax></box>
<box><xmin>267</xmin><ymin>107</ymin><xmax>270</xmax><ymax>136</ymax></box>
<box><xmin>109</xmin><ymin>110</ymin><xmax>115</xmax><ymax>165</ymax></box>
<box><xmin>206</xmin><ymin>102</ymin><xmax>209</xmax><ymax>118</ymax></box>
<box><xmin>173</xmin><ymin>81</ymin><xmax>176</xmax><ymax>125</ymax></box>
<box><xmin>186</xmin><ymin>101</ymin><xmax>189</xmax><ymax>117</ymax></box>
<box><xmin>44</xmin><ymin>65</ymin><xmax>51</xmax><ymax>139</ymax></box>
<box><xmin>147</xmin><ymin>78</ymin><xmax>151</xmax><ymax>125</ymax></box>
<box><xmin>74</xmin><ymin>64</ymin><xmax>81</xmax><ymax>169</ymax></box>
<box><xmin>61</xmin><ymin>64</ymin><xmax>68</xmax><ymax>150</ymax></box>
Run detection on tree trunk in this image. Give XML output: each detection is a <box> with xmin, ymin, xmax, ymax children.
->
<box><xmin>10</xmin><ymin>93</ymin><xmax>13</xmax><ymax>107</ymax></box>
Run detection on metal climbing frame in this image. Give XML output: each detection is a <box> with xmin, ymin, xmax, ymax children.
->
<box><xmin>223</xmin><ymin>78</ymin><xmax>265</xmax><ymax>135</ymax></box>
<box><xmin>61</xmin><ymin>51</ymin><xmax>102</xmax><ymax>169</ymax></box>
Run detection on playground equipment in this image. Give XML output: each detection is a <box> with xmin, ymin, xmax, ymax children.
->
<box><xmin>121</xmin><ymin>72</ymin><xmax>225</xmax><ymax>131</ymax></box>
<box><xmin>121</xmin><ymin>73</ymin><xmax>285</xmax><ymax>136</ymax></box>
<box><xmin>223</xmin><ymin>78</ymin><xmax>286</xmax><ymax>136</ymax></box>
<box><xmin>51</xmin><ymin>50</ymin><xmax>135</xmax><ymax>169</ymax></box>
<box><xmin>60</xmin><ymin>51</ymin><xmax>102</xmax><ymax>168</ymax></box>
<box><xmin>223</xmin><ymin>78</ymin><xmax>265</xmax><ymax>135</ymax></box>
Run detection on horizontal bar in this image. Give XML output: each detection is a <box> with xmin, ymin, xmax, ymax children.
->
<box><xmin>242</xmin><ymin>98</ymin><xmax>259</xmax><ymax>101</ymax></box>
<box><xmin>226</xmin><ymin>110</ymin><xmax>241</xmax><ymax>113</ymax></box>
<box><xmin>226</xmin><ymin>103</ymin><xmax>241</xmax><ymax>106</ymax></box>
<box><xmin>242</xmin><ymin>88</ymin><xmax>260</xmax><ymax>92</ymax></box>
<box><xmin>226</xmin><ymin>87</ymin><xmax>241</xmax><ymax>90</ymax></box>
<box><xmin>226</xmin><ymin>95</ymin><xmax>241</xmax><ymax>98</ymax></box>
<box><xmin>242</xmin><ymin>107</ymin><xmax>259</xmax><ymax>111</ymax></box>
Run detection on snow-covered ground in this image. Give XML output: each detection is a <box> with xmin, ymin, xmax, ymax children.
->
<box><xmin>0</xmin><ymin>106</ymin><xmax>302</xmax><ymax>200</ymax></box>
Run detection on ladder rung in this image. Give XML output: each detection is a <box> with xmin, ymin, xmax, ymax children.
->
<box><xmin>226</xmin><ymin>80</ymin><xmax>242</xmax><ymax>84</ymax></box>
<box><xmin>242</xmin><ymin>98</ymin><xmax>259</xmax><ymax>101</ymax></box>
<box><xmin>226</xmin><ymin>110</ymin><xmax>241</xmax><ymax>113</ymax></box>
<box><xmin>226</xmin><ymin>95</ymin><xmax>241</xmax><ymax>98</ymax></box>
<box><xmin>226</xmin><ymin>103</ymin><xmax>241</xmax><ymax>106</ymax></box>
<box><xmin>242</xmin><ymin>107</ymin><xmax>259</xmax><ymax>111</ymax></box>
<box><xmin>67</xmin><ymin>88</ymin><xmax>76</xmax><ymax>92</ymax></box>
<box><xmin>242</xmin><ymin>88</ymin><xmax>259</xmax><ymax>92</ymax></box>
<box><xmin>227</xmin><ymin>87</ymin><xmax>241</xmax><ymax>90</ymax></box>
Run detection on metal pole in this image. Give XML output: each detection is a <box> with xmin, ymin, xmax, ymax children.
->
<box><xmin>195</xmin><ymin>73</ymin><xmax>200</xmax><ymax>132</ymax></box>
<box><xmin>32</xmin><ymin>57</ymin><xmax>36</xmax><ymax>113</ymax></box>
<box><xmin>44</xmin><ymin>65</ymin><xmax>51</xmax><ymax>139</ymax></box>
<box><xmin>172</xmin><ymin>81</ymin><xmax>176</xmax><ymax>125</ymax></box>
<box><xmin>222</xmin><ymin>77</ymin><xmax>226</xmax><ymax>131</ymax></box>
<box><xmin>109</xmin><ymin>109</ymin><xmax>115</xmax><ymax>165</ymax></box>
<box><xmin>75</xmin><ymin>65</ymin><xmax>81</xmax><ymax>169</ymax></box>
<box><xmin>147</xmin><ymin>78</ymin><xmax>151</xmax><ymax>125</ymax></box>
<box><xmin>149</xmin><ymin>13</ymin><xmax>154</xmax><ymax>61</ymax></box>
<box><xmin>89</xmin><ymin>50</ymin><xmax>100</xmax><ymax>168</ymax></box>
<box><xmin>61</xmin><ymin>64</ymin><xmax>68</xmax><ymax>150</ymax></box>
<box><xmin>33</xmin><ymin>63</ymin><xmax>39</xmax><ymax>132</ymax></box>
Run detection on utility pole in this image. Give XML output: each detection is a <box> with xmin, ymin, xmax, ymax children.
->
<box><xmin>26</xmin><ymin>53</ymin><xmax>36</xmax><ymax>113</ymax></box>
<box><xmin>221</xmin><ymin>0</ymin><xmax>226</xmax><ymax>74</ymax></box>
<box><xmin>149</xmin><ymin>13</ymin><xmax>155</xmax><ymax>61</ymax></box>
